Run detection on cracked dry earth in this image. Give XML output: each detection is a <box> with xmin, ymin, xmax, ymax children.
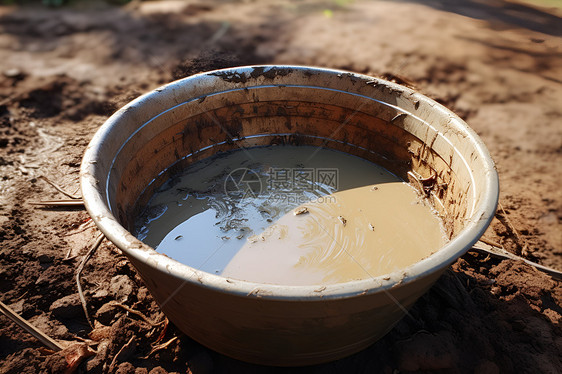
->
<box><xmin>0</xmin><ymin>1</ymin><xmax>561</xmax><ymax>373</ymax></box>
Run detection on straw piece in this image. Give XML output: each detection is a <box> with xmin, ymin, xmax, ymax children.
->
<box><xmin>143</xmin><ymin>336</ymin><xmax>178</xmax><ymax>359</ymax></box>
<box><xmin>76</xmin><ymin>234</ymin><xmax>105</xmax><ymax>329</ymax></box>
<box><xmin>107</xmin><ymin>301</ymin><xmax>164</xmax><ymax>327</ymax></box>
<box><xmin>0</xmin><ymin>300</ymin><xmax>64</xmax><ymax>352</ymax></box>
<box><xmin>39</xmin><ymin>176</ymin><xmax>81</xmax><ymax>200</ymax></box>
<box><xmin>497</xmin><ymin>202</ymin><xmax>529</xmax><ymax>255</ymax></box>
<box><xmin>29</xmin><ymin>199</ymin><xmax>84</xmax><ymax>207</ymax></box>
<box><xmin>472</xmin><ymin>240</ymin><xmax>562</xmax><ymax>280</ymax></box>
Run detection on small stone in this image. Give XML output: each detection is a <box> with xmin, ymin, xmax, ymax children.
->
<box><xmin>95</xmin><ymin>302</ymin><xmax>119</xmax><ymax>325</ymax></box>
<box><xmin>91</xmin><ymin>288</ymin><xmax>109</xmax><ymax>300</ymax></box>
<box><xmin>148</xmin><ymin>367</ymin><xmax>168</xmax><ymax>374</ymax></box>
<box><xmin>109</xmin><ymin>275</ymin><xmax>135</xmax><ymax>301</ymax></box>
<box><xmin>29</xmin><ymin>313</ymin><xmax>69</xmax><ymax>339</ymax></box>
<box><xmin>51</xmin><ymin>323</ymin><xmax>69</xmax><ymax>339</ymax></box>
<box><xmin>9</xmin><ymin>299</ymin><xmax>24</xmax><ymax>314</ymax></box>
<box><xmin>88</xmin><ymin>324</ymin><xmax>112</xmax><ymax>342</ymax></box>
<box><xmin>49</xmin><ymin>294</ymin><xmax>82</xmax><ymax>319</ymax></box>
<box><xmin>136</xmin><ymin>287</ymin><xmax>151</xmax><ymax>304</ymax></box>
<box><xmin>293</xmin><ymin>207</ymin><xmax>309</xmax><ymax>216</ymax></box>
<box><xmin>115</xmin><ymin>362</ymin><xmax>136</xmax><ymax>374</ymax></box>
<box><xmin>38</xmin><ymin>254</ymin><xmax>53</xmax><ymax>264</ymax></box>
<box><xmin>35</xmin><ymin>272</ymin><xmax>52</xmax><ymax>286</ymax></box>
<box><xmin>3</xmin><ymin>68</ymin><xmax>24</xmax><ymax>78</ymax></box>
<box><xmin>115</xmin><ymin>259</ymin><xmax>130</xmax><ymax>274</ymax></box>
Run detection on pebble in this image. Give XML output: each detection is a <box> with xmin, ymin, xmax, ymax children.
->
<box><xmin>49</xmin><ymin>293</ymin><xmax>82</xmax><ymax>319</ymax></box>
<box><xmin>38</xmin><ymin>254</ymin><xmax>53</xmax><ymax>264</ymax></box>
<box><xmin>148</xmin><ymin>367</ymin><xmax>169</xmax><ymax>374</ymax></box>
<box><xmin>91</xmin><ymin>288</ymin><xmax>110</xmax><ymax>300</ymax></box>
<box><xmin>3</xmin><ymin>68</ymin><xmax>24</xmax><ymax>78</ymax></box>
<box><xmin>109</xmin><ymin>275</ymin><xmax>135</xmax><ymax>301</ymax></box>
<box><xmin>95</xmin><ymin>302</ymin><xmax>119</xmax><ymax>326</ymax></box>
<box><xmin>293</xmin><ymin>207</ymin><xmax>308</xmax><ymax>215</ymax></box>
<box><xmin>9</xmin><ymin>299</ymin><xmax>24</xmax><ymax>314</ymax></box>
<box><xmin>115</xmin><ymin>362</ymin><xmax>136</xmax><ymax>374</ymax></box>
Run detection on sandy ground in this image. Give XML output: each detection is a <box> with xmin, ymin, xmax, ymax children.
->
<box><xmin>0</xmin><ymin>0</ymin><xmax>561</xmax><ymax>373</ymax></box>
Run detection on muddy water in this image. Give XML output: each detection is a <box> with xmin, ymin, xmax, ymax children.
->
<box><xmin>134</xmin><ymin>145</ymin><xmax>446</xmax><ymax>285</ymax></box>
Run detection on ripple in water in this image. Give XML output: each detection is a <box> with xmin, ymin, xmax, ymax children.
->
<box><xmin>134</xmin><ymin>145</ymin><xmax>447</xmax><ymax>285</ymax></box>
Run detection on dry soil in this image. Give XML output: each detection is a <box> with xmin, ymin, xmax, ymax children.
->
<box><xmin>0</xmin><ymin>1</ymin><xmax>561</xmax><ymax>373</ymax></box>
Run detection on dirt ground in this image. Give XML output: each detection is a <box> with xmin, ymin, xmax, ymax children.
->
<box><xmin>0</xmin><ymin>0</ymin><xmax>561</xmax><ymax>373</ymax></box>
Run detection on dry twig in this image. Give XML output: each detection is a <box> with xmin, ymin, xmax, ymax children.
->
<box><xmin>108</xmin><ymin>335</ymin><xmax>135</xmax><ymax>372</ymax></box>
<box><xmin>497</xmin><ymin>202</ymin><xmax>529</xmax><ymax>255</ymax></box>
<box><xmin>63</xmin><ymin>246</ymin><xmax>78</xmax><ymax>262</ymax></box>
<box><xmin>29</xmin><ymin>199</ymin><xmax>84</xmax><ymax>207</ymax></box>
<box><xmin>154</xmin><ymin>318</ymin><xmax>169</xmax><ymax>345</ymax></box>
<box><xmin>143</xmin><ymin>336</ymin><xmax>178</xmax><ymax>359</ymax></box>
<box><xmin>39</xmin><ymin>175</ymin><xmax>81</xmax><ymax>200</ymax></box>
<box><xmin>107</xmin><ymin>301</ymin><xmax>165</xmax><ymax>328</ymax></box>
<box><xmin>63</xmin><ymin>220</ymin><xmax>95</xmax><ymax>238</ymax></box>
<box><xmin>472</xmin><ymin>240</ymin><xmax>562</xmax><ymax>280</ymax></box>
<box><xmin>76</xmin><ymin>234</ymin><xmax>105</xmax><ymax>329</ymax></box>
<box><xmin>63</xmin><ymin>343</ymin><xmax>96</xmax><ymax>374</ymax></box>
<box><xmin>0</xmin><ymin>299</ymin><xmax>64</xmax><ymax>351</ymax></box>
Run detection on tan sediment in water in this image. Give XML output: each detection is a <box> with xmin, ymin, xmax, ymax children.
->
<box><xmin>222</xmin><ymin>183</ymin><xmax>445</xmax><ymax>285</ymax></box>
<box><xmin>135</xmin><ymin>145</ymin><xmax>446</xmax><ymax>286</ymax></box>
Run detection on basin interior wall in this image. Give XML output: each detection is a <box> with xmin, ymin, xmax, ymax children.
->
<box><xmin>109</xmin><ymin>74</ymin><xmax>482</xmax><ymax>238</ymax></box>
<box><xmin>81</xmin><ymin>66</ymin><xmax>498</xmax><ymax>365</ymax></box>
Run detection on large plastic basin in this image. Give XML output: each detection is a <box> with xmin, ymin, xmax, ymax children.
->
<box><xmin>80</xmin><ymin>65</ymin><xmax>499</xmax><ymax>366</ymax></box>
